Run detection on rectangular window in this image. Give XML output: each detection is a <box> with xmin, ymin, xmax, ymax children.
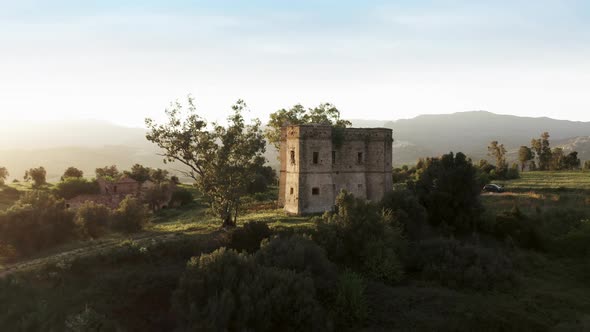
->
<box><xmin>357</xmin><ymin>152</ymin><xmax>363</xmax><ymax>164</ymax></box>
<box><xmin>332</xmin><ymin>151</ymin><xmax>336</xmax><ymax>164</ymax></box>
<box><xmin>312</xmin><ymin>187</ymin><xmax>320</xmax><ymax>195</ymax></box>
<box><xmin>290</xmin><ymin>187</ymin><xmax>294</xmax><ymax>195</ymax></box>
<box><xmin>313</xmin><ymin>151</ymin><xmax>319</xmax><ymax>164</ymax></box>
<box><xmin>290</xmin><ymin>150</ymin><xmax>296</xmax><ymax>164</ymax></box>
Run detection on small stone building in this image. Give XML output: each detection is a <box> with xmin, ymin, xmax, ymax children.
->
<box><xmin>279</xmin><ymin>124</ymin><xmax>393</xmax><ymax>215</ymax></box>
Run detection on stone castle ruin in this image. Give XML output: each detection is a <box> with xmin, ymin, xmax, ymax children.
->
<box><xmin>278</xmin><ymin>124</ymin><xmax>393</xmax><ymax>214</ymax></box>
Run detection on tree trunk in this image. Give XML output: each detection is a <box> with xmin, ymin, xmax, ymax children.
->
<box><xmin>222</xmin><ymin>216</ymin><xmax>236</xmax><ymax>228</ymax></box>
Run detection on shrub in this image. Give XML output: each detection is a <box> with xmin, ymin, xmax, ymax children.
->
<box><xmin>413</xmin><ymin>152</ymin><xmax>483</xmax><ymax>234</ymax></box>
<box><xmin>408</xmin><ymin>238</ymin><xmax>518</xmax><ymax>291</ymax></box>
<box><xmin>65</xmin><ymin>306</ymin><xmax>118</xmax><ymax>332</ymax></box>
<box><xmin>255</xmin><ymin>235</ymin><xmax>339</xmax><ymax>300</ymax></box>
<box><xmin>334</xmin><ymin>271</ymin><xmax>368</xmax><ymax>328</ymax></box>
<box><xmin>172</xmin><ymin>248</ymin><xmax>329</xmax><ymax>331</ymax></box>
<box><xmin>381</xmin><ymin>189</ymin><xmax>430</xmax><ymax>240</ymax></box>
<box><xmin>54</xmin><ymin>178</ymin><xmax>100</xmax><ymax>200</ymax></box>
<box><xmin>314</xmin><ymin>191</ymin><xmax>406</xmax><ymax>284</ymax></box>
<box><xmin>169</xmin><ymin>188</ymin><xmax>193</xmax><ymax>207</ymax></box>
<box><xmin>0</xmin><ymin>191</ymin><xmax>77</xmax><ymax>255</ymax></box>
<box><xmin>229</xmin><ymin>221</ymin><xmax>271</xmax><ymax>253</ymax></box>
<box><xmin>75</xmin><ymin>201</ymin><xmax>111</xmax><ymax>239</ymax></box>
<box><xmin>112</xmin><ymin>196</ymin><xmax>148</xmax><ymax>233</ymax></box>
<box><xmin>550</xmin><ymin>219</ymin><xmax>590</xmax><ymax>258</ymax></box>
<box><xmin>492</xmin><ymin>207</ymin><xmax>542</xmax><ymax>249</ymax></box>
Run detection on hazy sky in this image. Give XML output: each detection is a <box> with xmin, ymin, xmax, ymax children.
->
<box><xmin>2</xmin><ymin>0</ymin><xmax>590</xmax><ymax>127</ymax></box>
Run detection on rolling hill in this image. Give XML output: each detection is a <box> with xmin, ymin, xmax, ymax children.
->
<box><xmin>1</xmin><ymin>112</ymin><xmax>589</xmax><ymax>181</ymax></box>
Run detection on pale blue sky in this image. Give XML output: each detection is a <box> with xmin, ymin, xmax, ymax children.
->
<box><xmin>1</xmin><ymin>0</ymin><xmax>590</xmax><ymax>127</ymax></box>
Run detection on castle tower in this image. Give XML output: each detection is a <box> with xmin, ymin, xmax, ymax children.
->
<box><xmin>279</xmin><ymin>124</ymin><xmax>393</xmax><ymax>215</ymax></box>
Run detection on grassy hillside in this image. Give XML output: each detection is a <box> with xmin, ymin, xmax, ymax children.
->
<box><xmin>494</xmin><ymin>171</ymin><xmax>590</xmax><ymax>192</ymax></box>
<box><xmin>2</xmin><ymin>173</ymin><xmax>590</xmax><ymax>330</ymax></box>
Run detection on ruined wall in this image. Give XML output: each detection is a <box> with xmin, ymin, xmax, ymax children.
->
<box><xmin>280</xmin><ymin>124</ymin><xmax>393</xmax><ymax>215</ymax></box>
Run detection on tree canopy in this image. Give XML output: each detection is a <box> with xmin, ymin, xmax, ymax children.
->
<box><xmin>23</xmin><ymin>167</ymin><xmax>47</xmax><ymax>187</ymax></box>
<box><xmin>61</xmin><ymin>167</ymin><xmax>84</xmax><ymax>181</ymax></box>
<box><xmin>145</xmin><ymin>97</ymin><xmax>266</xmax><ymax>227</ymax></box>
<box><xmin>265</xmin><ymin>103</ymin><xmax>351</xmax><ymax>150</ymax></box>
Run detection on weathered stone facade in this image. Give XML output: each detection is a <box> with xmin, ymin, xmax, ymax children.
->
<box><xmin>279</xmin><ymin>124</ymin><xmax>393</xmax><ymax>215</ymax></box>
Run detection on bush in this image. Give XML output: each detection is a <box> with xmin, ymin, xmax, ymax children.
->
<box><xmin>112</xmin><ymin>196</ymin><xmax>148</xmax><ymax>233</ymax></box>
<box><xmin>492</xmin><ymin>207</ymin><xmax>542</xmax><ymax>249</ymax></box>
<box><xmin>413</xmin><ymin>152</ymin><xmax>483</xmax><ymax>234</ymax></box>
<box><xmin>314</xmin><ymin>191</ymin><xmax>406</xmax><ymax>284</ymax></box>
<box><xmin>334</xmin><ymin>271</ymin><xmax>368</xmax><ymax>328</ymax></box>
<box><xmin>172</xmin><ymin>248</ymin><xmax>329</xmax><ymax>331</ymax></box>
<box><xmin>169</xmin><ymin>188</ymin><xmax>193</xmax><ymax>207</ymax></box>
<box><xmin>550</xmin><ymin>219</ymin><xmax>590</xmax><ymax>258</ymax></box>
<box><xmin>229</xmin><ymin>221</ymin><xmax>272</xmax><ymax>253</ymax></box>
<box><xmin>255</xmin><ymin>235</ymin><xmax>339</xmax><ymax>300</ymax></box>
<box><xmin>54</xmin><ymin>178</ymin><xmax>100</xmax><ymax>200</ymax></box>
<box><xmin>65</xmin><ymin>306</ymin><xmax>118</xmax><ymax>332</ymax></box>
<box><xmin>381</xmin><ymin>189</ymin><xmax>430</xmax><ymax>240</ymax></box>
<box><xmin>408</xmin><ymin>238</ymin><xmax>518</xmax><ymax>291</ymax></box>
<box><xmin>0</xmin><ymin>191</ymin><xmax>77</xmax><ymax>255</ymax></box>
<box><xmin>75</xmin><ymin>201</ymin><xmax>111</xmax><ymax>239</ymax></box>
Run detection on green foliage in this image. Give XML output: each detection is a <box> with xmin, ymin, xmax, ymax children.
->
<box><xmin>247</xmin><ymin>165</ymin><xmax>277</xmax><ymax>194</ymax></box>
<box><xmin>143</xmin><ymin>182</ymin><xmax>173</xmax><ymax>212</ymax></box>
<box><xmin>584</xmin><ymin>160</ymin><xmax>590</xmax><ymax>170</ymax></box>
<box><xmin>112</xmin><ymin>195</ymin><xmax>148</xmax><ymax>233</ymax></box>
<box><xmin>381</xmin><ymin>189</ymin><xmax>430</xmax><ymax>240</ymax></box>
<box><xmin>487</xmin><ymin>140</ymin><xmax>507</xmax><ymax>171</ymax></box>
<box><xmin>0</xmin><ymin>191</ymin><xmax>76</xmax><ymax>255</ymax></box>
<box><xmin>95</xmin><ymin>165</ymin><xmax>120</xmax><ymax>179</ymax></box>
<box><xmin>229</xmin><ymin>221</ymin><xmax>272</xmax><ymax>253</ymax></box>
<box><xmin>491</xmin><ymin>206</ymin><xmax>541</xmax><ymax>249</ymax></box>
<box><xmin>0</xmin><ymin>166</ymin><xmax>8</xmax><ymax>185</ymax></box>
<box><xmin>315</xmin><ymin>191</ymin><xmax>406</xmax><ymax>284</ymax></box>
<box><xmin>518</xmin><ymin>146</ymin><xmax>534</xmax><ymax>171</ymax></box>
<box><xmin>551</xmin><ymin>219</ymin><xmax>590</xmax><ymax>258</ymax></box>
<box><xmin>392</xmin><ymin>165</ymin><xmax>418</xmax><ymax>184</ymax></box>
<box><xmin>265</xmin><ymin>103</ymin><xmax>351</xmax><ymax>150</ymax></box>
<box><xmin>54</xmin><ymin>177</ymin><xmax>100</xmax><ymax>199</ymax></box>
<box><xmin>255</xmin><ymin>235</ymin><xmax>339</xmax><ymax>300</ymax></box>
<box><xmin>146</xmin><ymin>97</ymin><xmax>266</xmax><ymax>227</ymax></box>
<box><xmin>408</xmin><ymin>238</ymin><xmax>518</xmax><ymax>291</ymax></box>
<box><xmin>124</xmin><ymin>163</ymin><xmax>151</xmax><ymax>182</ymax></box>
<box><xmin>65</xmin><ymin>306</ymin><xmax>118</xmax><ymax>332</ymax></box>
<box><xmin>334</xmin><ymin>271</ymin><xmax>368</xmax><ymax>328</ymax></box>
<box><xmin>531</xmin><ymin>132</ymin><xmax>552</xmax><ymax>171</ymax></box>
<box><xmin>61</xmin><ymin>166</ymin><xmax>84</xmax><ymax>180</ymax></box>
<box><xmin>75</xmin><ymin>201</ymin><xmax>111</xmax><ymax>239</ymax></box>
<box><xmin>169</xmin><ymin>188</ymin><xmax>193</xmax><ymax>207</ymax></box>
<box><xmin>172</xmin><ymin>248</ymin><xmax>329</xmax><ymax>331</ymax></box>
<box><xmin>24</xmin><ymin>166</ymin><xmax>47</xmax><ymax>187</ymax></box>
<box><xmin>414</xmin><ymin>152</ymin><xmax>483</xmax><ymax>234</ymax></box>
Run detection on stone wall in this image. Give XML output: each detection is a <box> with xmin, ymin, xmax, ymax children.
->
<box><xmin>280</xmin><ymin>124</ymin><xmax>393</xmax><ymax>215</ymax></box>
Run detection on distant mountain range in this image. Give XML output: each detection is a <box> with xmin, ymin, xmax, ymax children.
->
<box><xmin>1</xmin><ymin>112</ymin><xmax>589</xmax><ymax>181</ymax></box>
<box><xmin>351</xmin><ymin>111</ymin><xmax>590</xmax><ymax>165</ymax></box>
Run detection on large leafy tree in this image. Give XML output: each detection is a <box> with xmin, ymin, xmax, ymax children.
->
<box><xmin>95</xmin><ymin>165</ymin><xmax>120</xmax><ymax>179</ymax></box>
<box><xmin>413</xmin><ymin>152</ymin><xmax>483</xmax><ymax>234</ymax></box>
<box><xmin>517</xmin><ymin>146</ymin><xmax>534</xmax><ymax>172</ymax></box>
<box><xmin>0</xmin><ymin>167</ymin><xmax>8</xmax><ymax>185</ymax></box>
<box><xmin>487</xmin><ymin>141</ymin><xmax>507</xmax><ymax>172</ymax></box>
<box><xmin>145</xmin><ymin>97</ymin><xmax>266</xmax><ymax>227</ymax></box>
<box><xmin>531</xmin><ymin>132</ymin><xmax>552</xmax><ymax>171</ymax></box>
<box><xmin>61</xmin><ymin>166</ymin><xmax>84</xmax><ymax>181</ymax></box>
<box><xmin>23</xmin><ymin>166</ymin><xmax>47</xmax><ymax>187</ymax></box>
<box><xmin>265</xmin><ymin>103</ymin><xmax>351</xmax><ymax>149</ymax></box>
<box><xmin>563</xmin><ymin>151</ymin><xmax>581</xmax><ymax>170</ymax></box>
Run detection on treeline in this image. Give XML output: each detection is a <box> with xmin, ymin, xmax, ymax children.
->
<box><xmin>518</xmin><ymin>132</ymin><xmax>582</xmax><ymax>171</ymax></box>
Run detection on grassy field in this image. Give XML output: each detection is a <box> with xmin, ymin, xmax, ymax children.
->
<box><xmin>495</xmin><ymin>171</ymin><xmax>590</xmax><ymax>192</ymax></box>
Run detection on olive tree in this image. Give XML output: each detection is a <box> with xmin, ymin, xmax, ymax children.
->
<box><xmin>145</xmin><ymin>97</ymin><xmax>266</xmax><ymax>227</ymax></box>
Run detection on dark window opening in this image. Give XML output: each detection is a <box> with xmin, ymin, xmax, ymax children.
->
<box><xmin>313</xmin><ymin>151</ymin><xmax>319</xmax><ymax>164</ymax></box>
<box><xmin>332</xmin><ymin>151</ymin><xmax>336</xmax><ymax>164</ymax></box>
<box><xmin>290</xmin><ymin>150</ymin><xmax>296</xmax><ymax>164</ymax></box>
<box><xmin>312</xmin><ymin>187</ymin><xmax>320</xmax><ymax>195</ymax></box>
<box><xmin>357</xmin><ymin>152</ymin><xmax>363</xmax><ymax>164</ymax></box>
<box><xmin>358</xmin><ymin>184</ymin><xmax>363</xmax><ymax>189</ymax></box>
<box><xmin>290</xmin><ymin>187</ymin><xmax>294</xmax><ymax>195</ymax></box>
<box><xmin>114</xmin><ymin>185</ymin><xmax>118</xmax><ymax>193</ymax></box>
